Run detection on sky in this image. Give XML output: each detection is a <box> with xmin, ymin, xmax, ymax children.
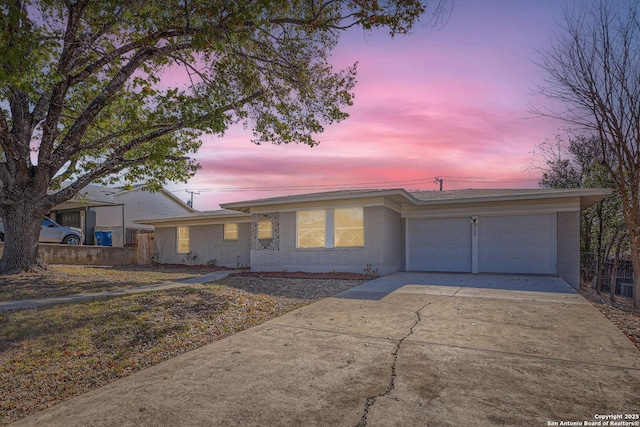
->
<box><xmin>165</xmin><ymin>0</ymin><xmax>569</xmax><ymax>211</ymax></box>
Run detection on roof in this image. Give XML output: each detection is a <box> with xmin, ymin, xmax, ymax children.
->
<box><xmin>408</xmin><ymin>188</ymin><xmax>612</xmax><ymax>209</ymax></box>
<box><xmin>136</xmin><ymin>187</ymin><xmax>612</xmax><ymax>225</ymax></box>
<box><xmin>134</xmin><ymin>209</ymin><xmax>250</xmax><ymax>226</ymax></box>
<box><xmin>221</xmin><ymin>188</ymin><xmax>418</xmax><ymax>212</ymax></box>
<box><xmin>51</xmin><ymin>183</ymin><xmax>195</xmax><ymax>212</ymax></box>
<box><xmin>221</xmin><ymin>187</ymin><xmax>612</xmax><ymax>212</ymax></box>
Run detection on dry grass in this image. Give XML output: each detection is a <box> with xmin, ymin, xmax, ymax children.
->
<box><xmin>579</xmin><ymin>285</ymin><xmax>640</xmax><ymax>352</ymax></box>
<box><xmin>0</xmin><ymin>269</ymin><xmax>365</xmax><ymax>426</ymax></box>
<box><xmin>0</xmin><ymin>264</ymin><xmax>228</xmax><ymax>302</ymax></box>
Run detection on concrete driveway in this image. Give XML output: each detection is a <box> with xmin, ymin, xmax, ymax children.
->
<box><xmin>13</xmin><ymin>273</ymin><xmax>640</xmax><ymax>426</ymax></box>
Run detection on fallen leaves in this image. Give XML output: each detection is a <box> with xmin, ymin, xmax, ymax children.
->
<box><xmin>579</xmin><ymin>286</ymin><xmax>640</xmax><ymax>352</ymax></box>
<box><xmin>0</xmin><ymin>275</ymin><xmax>365</xmax><ymax>426</ymax></box>
<box><xmin>0</xmin><ymin>265</ymin><xmax>226</xmax><ymax>302</ymax></box>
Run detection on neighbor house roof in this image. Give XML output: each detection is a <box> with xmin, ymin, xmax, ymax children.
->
<box><xmin>51</xmin><ymin>183</ymin><xmax>195</xmax><ymax>212</ymax></box>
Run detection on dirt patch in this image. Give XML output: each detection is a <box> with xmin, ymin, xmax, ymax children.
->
<box><xmin>0</xmin><ymin>264</ymin><xmax>233</xmax><ymax>302</ymax></box>
<box><xmin>579</xmin><ymin>286</ymin><xmax>640</xmax><ymax>352</ymax></box>
<box><xmin>0</xmin><ymin>274</ymin><xmax>367</xmax><ymax>426</ymax></box>
<box><xmin>231</xmin><ymin>271</ymin><xmax>378</xmax><ymax>280</ymax></box>
<box><xmin>220</xmin><ymin>275</ymin><xmax>371</xmax><ymax>299</ymax></box>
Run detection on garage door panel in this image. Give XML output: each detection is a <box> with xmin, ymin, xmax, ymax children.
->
<box><xmin>408</xmin><ymin>218</ymin><xmax>471</xmax><ymax>272</ymax></box>
<box><xmin>478</xmin><ymin>214</ymin><xmax>556</xmax><ymax>275</ymax></box>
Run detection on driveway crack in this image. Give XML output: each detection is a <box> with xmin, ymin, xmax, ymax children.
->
<box><xmin>355</xmin><ymin>298</ymin><xmax>445</xmax><ymax>427</ymax></box>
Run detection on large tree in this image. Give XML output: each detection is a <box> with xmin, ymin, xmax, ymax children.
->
<box><xmin>534</xmin><ymin>0</ymin><xmax>640</xmax><ymax>308</ymax></box>
<box><xmin>532</xmin><ymin>134</ymin><xmax>625</xmax><ymax>294</ymax></box>
<box><xmin>0</xmin><ymin>0</ymin><xmax>446</xmax><ymax>274</ymax></box>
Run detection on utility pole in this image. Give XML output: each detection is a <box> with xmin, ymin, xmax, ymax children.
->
<box><xmin>185</xmin><ymin>189</ymin><xmax>200</xmax><ymax>208</ymax></box>
<box><xmin>434</xmin><ymin>177</ymin><xmax>443</xmax><ymax>191</ymax></box>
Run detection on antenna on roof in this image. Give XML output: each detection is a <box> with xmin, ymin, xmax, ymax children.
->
<box><xmin>434</xmin><ymin>177</ymin><xmax>443</xmax><ymax>191</ymax></box>
<box><xmin>185</xmin><ymin>189</ymin><xmax>200</xmax><ymax>208</ymax></box>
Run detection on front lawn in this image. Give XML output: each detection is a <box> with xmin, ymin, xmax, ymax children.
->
<box><xmin>0</xmin><ymin>271</ymin><xmax>366</xmax><ymax>426</ymax></box>
<box><xmin>0</xmin><ymin>265</ymin><xmax>226</xmax><ymax>302</ymax></box>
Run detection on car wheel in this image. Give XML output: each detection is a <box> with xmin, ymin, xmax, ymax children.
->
<box><xmin>0</xmin><ymin>233</ymin><xmax>4</xmax><ymax>242</ymax></box>
<box><xmin>62</xmin><ymin>235</ymin><xmax>81</xmax><ymax>245</ymax></box>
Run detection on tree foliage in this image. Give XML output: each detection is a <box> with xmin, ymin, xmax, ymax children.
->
<box><xmin>532</xmin><ymin>134</ymin><xmax>627</xmax><ymax>297</ymax></box>
<box><xmin>0</xmin><ymin>0</ymin><xmax>447</xmax><ymax>273</ymax></box>
<box><xmin>534</xmin><ymin>0</ymin><xmax>640</xmax><ymax>307</ymax></box>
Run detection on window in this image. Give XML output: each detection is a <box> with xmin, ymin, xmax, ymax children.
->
<box><xmin>297</xmin><ymin>210</ymin><xmax>326</xmax><ymax>248</ymax></box>
<box><xmin>177</xmin><ymin>226</ymin><xmax>190</xmax><ymax>253</ymax></box>
<box><xmin>42</xmin><ymin>218</ymin><xmax>57</xmax><ymax>228</ymax></box>
<box><xmin>296</xmin><ymin>208</ymin><xmax>363</xmax><ymax>248</ymax></box>
<box><xmin>58</xmin><ymin>211</ymin><xmax>81</xmax><ymax>228</ymax></box>
<box><xmin>334</xmin><ymin>208</ymin><xmax>364</xmax><ymax>247</ymax></box>
<box><xmin>224</xmin><ymin>223</ymin><xmax>239</xmax><ymax>241</ymax></box>
<box><xmin>257</xmin><ymin>218</ymin><xmax>273</xmax><ymax>240</ymax></box>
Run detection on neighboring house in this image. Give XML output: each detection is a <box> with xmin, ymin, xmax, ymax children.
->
<box><xmin>136</xmin><ymin>187</ymin><xmax>611</xmax><ymax>288</ymax></box>
<box><xmin>49</xmin><ymin>184</ymin><xmax>194</xmax><ymax>246</ymax></box>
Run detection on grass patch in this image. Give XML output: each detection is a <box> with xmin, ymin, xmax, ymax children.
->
<box><xmin>0</xmin><ymin>285</ymin><xmax>308</xmax><ymax>425</ymax></box>
<box><xmin>0</xmin><ymin>265</ymin><xmax>224</xmax><ymax>302</ymax></box>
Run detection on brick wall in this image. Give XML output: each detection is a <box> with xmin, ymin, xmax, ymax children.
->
<box><xmin>557</xmin><ymin>210</ymin><xmax>580</xmax><ymax>288</ymax></box>
<box><xmin>250</xmin><ymin>206</ymin><xmax>404</xmax><ymax>275</ymax></box>
<box><xmin>153</xmin><ymin>223</ymin><xmax>250</xmax><ymax>268</ymax></box>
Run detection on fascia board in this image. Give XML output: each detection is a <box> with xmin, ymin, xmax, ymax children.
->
<box><xmin>410</xmin><ymin>189</ymin><xmax>612</xmax><ymax>208</ymax></box>
<box><xmin>402</xmin><ymin>197</ymin><xmax>583</xmax><ymax>219</ymax></box>
<box><xmin>223</xmin><ymin>189</ymin><xmax>417</xmax><ymax>213</ymax></box>
<box><xmin>134</xmin><ymin>213</ymin><xmax>250</xmax><ymax>227</ymax></box>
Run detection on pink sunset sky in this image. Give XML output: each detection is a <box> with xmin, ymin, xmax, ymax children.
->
<box><xmin>165</xmin><ymin>0</ymin><xmax>568</xmax><ymax>211</ymax></box>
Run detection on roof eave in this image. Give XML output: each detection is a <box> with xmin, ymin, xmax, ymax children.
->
<box><xmin>221</xmin><ymin>188</ymin><xmax>418</xmax><ymax>212</ymax></box>
<box><xmin>134</xmin><ymin>210</ymin><xmax>250</xmax><ymax>226</ymax></box>
<box><xmin>413</xmin><ymin>188</ymin><xmax>613</xmax><ymax>209</ymax></box>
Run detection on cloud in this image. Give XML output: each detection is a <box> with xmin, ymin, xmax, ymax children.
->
<box><xmin>166</xmin><ymin>1</ymin><xmax>566</xmax><ymax>210</ymax></box>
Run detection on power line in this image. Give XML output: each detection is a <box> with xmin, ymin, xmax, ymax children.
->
<box><xmin>181</xmin><ymin>177</ymin><xmax>438</xmax><ymax>192</ymax></box>
<box><xmin>172</xmin><ymin>174</ymin><xmax>541</xmax><ymax>194</ymax></box>
<box><xmin>434</xmin><ymin>177</ymin><xmax>443</xmax><ymax>191</ymax></box>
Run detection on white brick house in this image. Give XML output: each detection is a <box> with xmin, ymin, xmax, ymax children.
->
<box><xmin>137</xmin><ymin>188</ymin><xmax>611</xmax><ymax>288</ymax></box>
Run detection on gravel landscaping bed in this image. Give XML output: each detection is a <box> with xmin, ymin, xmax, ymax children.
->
<box><xmin>219</xmin><ymin>275</ymin><xmax>369</xmax><ymax>299</ymax></box>
<box><xmin>0</xmin><ymin>274</ymin><xmax>366</xmax><ymax>426</ymax></box>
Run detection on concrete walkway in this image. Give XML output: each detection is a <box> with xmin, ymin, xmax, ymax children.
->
<box><xmin>0</xmin><ymin>270</ymin><xmax>239</xmax><ymax>311</ymax></box>
<box><xmin>12</xmin><ymin>273</ymin><xmax>640</xmax><ymax>426</ymax></box>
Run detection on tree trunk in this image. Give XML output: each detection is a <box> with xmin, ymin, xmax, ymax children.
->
<box><xmin>595</xmin><ymin>204</ymin><xmax>604</xmax><ymax>293</ymax></box>
<box><xmin>609</xmin><ymin>233</ymin><xmax>624</xmax><ymax>303</ymax></box>
<box><xmin>580</xmin><ymin>211</ymin><xmax>594</xmax><ymax>283</ymax></box>
<box><xmin>0</xmin><ymin>200</ymin><xmax>50</xmax><ymax>274</ymax></box>
<box><xmin>627</xmin><ymin>214</ymin><xmax>640</xmax><ymax>309</ymax></box>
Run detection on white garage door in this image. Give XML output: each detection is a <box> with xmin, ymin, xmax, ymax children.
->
<box><xmin>407</xmin><ymin>218</ymin><xmax>471</xmax><ymax>272</ymax></box>
<box><xmin>478</xmin><ymin>214</ymin><xmax>556</xmax><ymax>274</ymax></box>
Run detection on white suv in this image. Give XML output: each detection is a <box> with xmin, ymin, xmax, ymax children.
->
<box><xmin>0</xmin><ymin>218</ymin><xmax>83</xmax><ymax>245</ymax></box>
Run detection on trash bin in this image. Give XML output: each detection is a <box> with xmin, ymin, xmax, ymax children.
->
<box><xmin>94</xmin><ymin>231</ymin><xmax>113</xmax><ymax>246</ymax></box>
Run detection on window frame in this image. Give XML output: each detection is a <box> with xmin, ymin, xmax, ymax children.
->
<box><xmin>296</xmin><ymin>209</ymin><xmax>326</xmax><ymax>248</ymax></box>
<box><xmin>296</xmin><ymin>207</ymin><xmax>364</xmax><ymax>249</ymax></box>
<box><xmin>223</xmin><ymin>223</ymin><xmax>239</xmax><ymax>241</ymax></box>
<box><xmin>333</xmin><ymin>207</ymin><xmax>364</xmax><ymax>248</ymax></box>
<box><xmin>176</xmin><ymin>226</ymin><xmax>190</xmax><ymax>254</ymax></box>
<box><xmin>257</xmin><ymin>218</ymin><xmax>273</xmax><ymax>240</ymax></box>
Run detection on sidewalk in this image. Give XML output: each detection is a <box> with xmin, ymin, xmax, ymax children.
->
<box><xmin>0</xmin><ymin>270</ymin><xmax>239</xmax><ymax>311</ymax></box>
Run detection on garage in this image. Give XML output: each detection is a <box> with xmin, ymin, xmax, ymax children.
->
<box><xmin>407</xmin><ymin>214</ymin><xmax>557</xmax><ymax>275</ymax></box>
<box><xmin>407</xmin><ymin>217</ymin><xmax>471</xmax><ymax>272</ymax></box>
<box><xmin>478</xmin><ymin>214</ymin><xmax>556</xmax><ymax>274</ymax></box>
